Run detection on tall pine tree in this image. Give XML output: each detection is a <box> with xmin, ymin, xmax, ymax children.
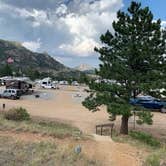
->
<box><xmin>83</xmin><ymin>1</ymin><xmax>166</xmax><ymax>134</ymax></box>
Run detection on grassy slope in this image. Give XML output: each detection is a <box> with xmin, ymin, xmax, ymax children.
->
<box><xmin>0</xmin><ymin>114</ymin><xmax>99</xmax><ymax>166</ymax></box>
<box><xmin>0</xmin><ymin>136</ymin><xmax>99</xmax><ymax>166</ymax></box>
<box><xmin>0</xmin><ymin>114</ymin><xmax>81</xmax><ymax>139</ymax></box>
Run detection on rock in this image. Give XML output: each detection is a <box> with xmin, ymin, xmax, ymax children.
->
<box><xmin>74</xmin><ymin>145</ymin><xmax>82</xmax><ymax>154</ymax></box>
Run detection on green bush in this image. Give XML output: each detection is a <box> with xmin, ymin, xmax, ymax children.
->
<box><xmin>129</xmin><ymin>131</ymin><xmax>160</xmax><ymax>147</ymax></box>
<box><xmin>4</xmin><ymin>107</ymin><xmax>30</xmax><ymax>121</ymax></box>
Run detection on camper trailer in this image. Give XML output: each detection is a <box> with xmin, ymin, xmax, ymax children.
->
<box><xmin>0</xmin><ymin>76</ymin><xmax>13</xmax><ymax>86</ymax></box>
<box><xmin>6</xmin><ymin>80</ymin><xmax>32</xmax><ymax>94</ymax></box>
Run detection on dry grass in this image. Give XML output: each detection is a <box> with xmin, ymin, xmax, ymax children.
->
<box><xmin>144</xmin><ymin>148</ymin><xmax>166</xmax><ymax>166</ymax></box>
<box><xmin>0</xmin><ymin>113</ymin><xmax>81</xmax><ymax>139</ymax></box>
<box><xmin>0</xmin><ymin>136</ymin><xmax>100</xmax><ymax>166</ymax></box>
<box><xmin>0</xmin><ymin>112</ymin><xmax>100</xmax><ymax>166</ymax></box>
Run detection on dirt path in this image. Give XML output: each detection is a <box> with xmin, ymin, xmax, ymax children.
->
<box><xmin>92</xmin><ymin>134</ymin><xmax>143</xmax><ymax>166</ymax></box>
<box><xmin>0</xmin><ymin>131</ymin><xmax>143</xmax><ymax>166</ymax></box>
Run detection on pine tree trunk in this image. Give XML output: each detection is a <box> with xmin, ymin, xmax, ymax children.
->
<box><xmin>120</xmin><ymin>116</ymin><xmax>129</xmax><ymax>134</ymax></box>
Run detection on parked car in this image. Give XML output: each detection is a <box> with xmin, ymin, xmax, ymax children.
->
<box><xmin>42</xmin><ymin>84</ymin><xmax>57</xmax><ymax>89</ymax></box>
<box><xmin>72</xmin><ymin>81</ymin><xmax>79</xmax><ymax>86</ymax></box>
<box><xmin>0</xmin><ymin>89</ymin><xmax>21</xmax><ymax>100</ymax></box>
<box><xmin>130</xmin><ymin>95</ymin><xmax>166</xmax><ymax>111</ymax></box>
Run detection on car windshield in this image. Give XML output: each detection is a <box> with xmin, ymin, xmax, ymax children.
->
<box><xmin>138</xmin><ymin>99</ymin><xmax>152</xmax><ymax>102</ymax></box>
<box><xmin>137</xmin><ymin>96</ymin><xmax>155</xmax><ymax>101</ymax></box>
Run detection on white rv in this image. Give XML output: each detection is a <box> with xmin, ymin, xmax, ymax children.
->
<box><xmin>40</xmin><ymin>77</ymin><xmax>57</xmax><ymax>89</ymax></box>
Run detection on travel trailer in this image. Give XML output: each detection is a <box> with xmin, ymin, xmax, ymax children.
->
<box><xmin>6</xmin><ymin>80</ymin><xmax>32</xmax><ymax>94</ymax></box>
<box><xmin>0</xmin><ymin>76</ymin><xmax>33</xmax><ymax>94</ymax></box>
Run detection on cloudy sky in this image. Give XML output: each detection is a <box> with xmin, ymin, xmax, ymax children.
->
<box><xmin>0</xmin><ymin>0</ymin><xmax>165</xmax><ymax>67</ymax></box>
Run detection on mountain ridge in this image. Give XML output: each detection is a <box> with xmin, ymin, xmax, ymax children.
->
<box><xmin>75</xmin><ymin>64</ymin><xmax>95</xmax><ymax>72</ymax></box>
<box><xmin>0</xmin><ymin>39</ymin><xmax>68</xmax><ymax>73</ymax></box>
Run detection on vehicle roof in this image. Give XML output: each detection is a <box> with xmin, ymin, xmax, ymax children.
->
<box><xmin>4</xmin><ymin>89</ymin><xmax>19</xmax><ymax>91</ymax></box>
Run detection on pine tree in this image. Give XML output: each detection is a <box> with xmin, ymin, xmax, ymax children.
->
<box><xmin>82</xmin><ymin>1</ymin><xmax>166</xmax><ymax>134</ymax></box>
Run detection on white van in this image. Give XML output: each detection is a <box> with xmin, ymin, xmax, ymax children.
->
<box><xmin>0</xmin><ymin>89</ymin><xmax>21</xmax><ymax>100</ymax></box>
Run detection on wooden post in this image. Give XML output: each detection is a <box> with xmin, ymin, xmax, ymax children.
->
<box><xmin>101</xmin><ymin>126</ymin><xmax>103</xmax><ymax>135</ymax></box>
<box><xmin>2</xmin><ymin>103</ymin><xmax>5</xmax><ymax>110</ymax></box>
<box><xmin>111</xmin><ymin>127</ymin><xmax>113</xmax><ymax>138</ymax></box>
<box><xmin>110</xmin><ymin>126</ymin><xmax>112</xmax><ymax>137</ymax></box>
<box><xmin>133</xmin><ymin>110</ymin><xmax>136</xmax><ymax>130</ymax></box>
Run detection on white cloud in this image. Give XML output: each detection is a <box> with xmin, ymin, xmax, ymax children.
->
<box><xmin>11</xmin><ymin>0</ymin><xmax>122</xmax><ymax>56</ymax></box>
<box><xmin>161</xmin><ymin>21</ymin><xmax>166</xmax><ymax>27</ymax></box>
<box><xmin>56</xmin><ymin>4</ymin><xmax>68</xmax><ymax>16</ymax></box>
<box><xmin>0</xmin><ymin>0</ymin><xmax>123</xmax><ymax>65</ymax></box>
<box><xmin>22</xmin><ymin>39</ymin><xmax>41</xmax><ymax>52</ymax></box>
<box><xmin>0</xmin><ymin>1</ymin><xmax>52</xmax><ymax>27</ymax></box>
<box><xmin>16</xmin><ymin>8</ymin><xmax>52</xmax><ymax>27</ymax></box>
<box><xmin>58</xmin><ymin>0</ymin><xmax>122</xmax><ymax>56</ymax></box>
<box><xmin>60</xmin><ymin>13</ymin><xmax>98</xmax><ymax>38</ymax></box>
<box><xmin>59</xmin><ymin>36</ymin><xmax>100</xmax><ymax>56</ymax></box>
<box><xmin>90</xmin><ymin>0</ymin><xmax>123</xmax><ymax>12</ymax></box>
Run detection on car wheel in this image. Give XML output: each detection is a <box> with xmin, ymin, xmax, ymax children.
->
<box><xmin>161</xmin><ymin>108</ymin><xmax>166</xmax><ymax>113</ymax></box>
<box><xmin>11</xmin><ymin>95</ymin><xmax>15</xmax><ymax>100</ymax></box>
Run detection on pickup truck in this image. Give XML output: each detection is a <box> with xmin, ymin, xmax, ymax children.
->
<box><xmin>0</xmin><ymin>89</ymin><xmax>21</xmax><ymax>100</ymax></box>
<box><xmin>130</xmin><ymin>95</ymin><xmax>166</xmax><ymax>112</ymax></box>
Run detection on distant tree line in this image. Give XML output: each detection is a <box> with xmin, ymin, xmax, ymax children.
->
<box><xmin>0</xmin><ymin>64</ymin><xmax>90</xmax><ymax>83</ymax></box>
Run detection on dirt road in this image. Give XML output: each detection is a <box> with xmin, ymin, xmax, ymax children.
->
<box><xmin>0</xmin><ymin>86</ymin><xmax>110</xmax><ymax>133</ymax></box>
